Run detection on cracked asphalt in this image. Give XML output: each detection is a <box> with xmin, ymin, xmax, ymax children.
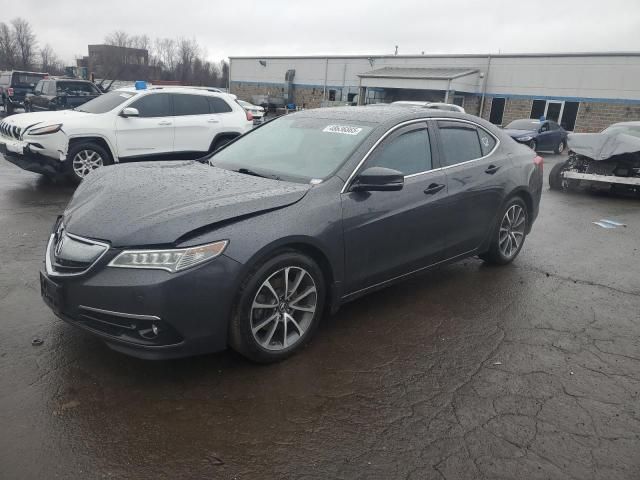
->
<box><xmin>0</xmin><ymin>154</ymin><xmax>639</xmax><ymax>480</ymax></box>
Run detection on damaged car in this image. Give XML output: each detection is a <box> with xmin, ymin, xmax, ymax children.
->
<box><xmin>549</xmin><ymin>122</ymin><xmax>640</xmax><ymax>194</ymax></box>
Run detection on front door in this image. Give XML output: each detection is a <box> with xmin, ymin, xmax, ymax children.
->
<box><xmin>115</xmin><ymin>92</ymin><xmax>174</xmax><ymax>159</ymax></box>
<box><xmin>341</xmin><ymin>123</ymin><xmax>448</xmax><ymax>294</ymax></box>
<box><xmin>435</xmin><ymin>120</ymin><xmax>510</xmax><ymax>258</ymax></box>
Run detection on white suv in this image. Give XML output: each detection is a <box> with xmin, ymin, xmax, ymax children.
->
<box><xmin>0</xmin><ymin>86</ymin><xmax>253</xmax><ymax>182</ymax></box>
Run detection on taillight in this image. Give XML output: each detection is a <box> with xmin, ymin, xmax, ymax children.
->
<box><xmin>245</xmin><ymin>110</ymin><xmax>254</xmax><ymax>122</ymax></box>
<box><xmin>533</xmin><ymin>155</ymin><xmax>544</xmax><ymax>168</ymax></box>
<box><xmin>7</xmin><ymin>87</ymin><xmax>14</xmax><ymax>96</ymax></box>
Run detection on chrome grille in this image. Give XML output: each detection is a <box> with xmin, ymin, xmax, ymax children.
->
<box><xmin>0</xmin><ymin>121</ymin><xmax>21</xmax><ymax>140</ymax></box>
<box><xmin>45</xmin><ymin>223</ymin><xmax>109</xmax><ymax>277</ymax></box>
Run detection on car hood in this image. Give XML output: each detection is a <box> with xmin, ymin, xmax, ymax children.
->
<box><xmin>64</xmin><ymin>161</ymin><xmax>311</xmax><ymax>247</ymax></box>
<box><xmin>2</xmin><ymin>109</ymin><xmax>93</xmax><ymax>130</ymax></box>
<box><xmin>568</xmin><ymin>131</ymin><xmax>640</xmax><ymax>161</ymax></box>
<box><xmin>503</xmin><ymin>129</ymin><xmax>536</xmax><ymax>138</ymax></box>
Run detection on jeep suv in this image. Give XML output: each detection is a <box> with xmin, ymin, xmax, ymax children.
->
<box><xmin>0</xmin><ymin>86</ymin><xmax>253</xmax><ymax>182</ymax></box>
<box><xmin>0</xmin><ymin>70</ymin><xmax>48</xmax><ymax>115</ymax></box>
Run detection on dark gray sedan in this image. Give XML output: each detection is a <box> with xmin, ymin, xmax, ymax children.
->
<box><xmin>40</xmin><ymin>106</ymin><xmax>543</xmax><ymax>362</ymax></box>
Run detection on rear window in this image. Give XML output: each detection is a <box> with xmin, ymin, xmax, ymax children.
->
<box><xmin>75</xmin><ymin>90</ymin><xmax>137</xmax><ymax>114</ymax></box>
<box><xmin>209</xmin><ymin>97</ymin><xmax>232</xmax><ymax>113</ymax></box>
<box><xmin>12</xmin><ymin>72</ymin><xmax>46</xmax><ymax>87</ymax></box>
<box><xmin>506</xmin><ymin>119</ymin><xmax>540</xmax><ymax>130</ymax></box>
<box><xmin>57</xmin><ymin>82</ymin><xmax>99</xmax><ymax>96</ymax></box>
<box><xmin>173</xmin><ymin>94</ymin><xmax>210</xmax><ymax>116</ymax></box>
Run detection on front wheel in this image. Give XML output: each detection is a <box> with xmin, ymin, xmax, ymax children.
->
<box><xmin>529</xmin><ymin>139</ymin><xmax>537</xmax><ymax>152</ymax></box>
<box><xmin>229</xmin><ymin>251</ymin><xmax>325</xmax><ymax>363</ymax></box>
<box><xmin>554</xmin><ymin>139</ymin><xmax>566</xmax><ymax>154</ymax></box>
<box><xmin>65</xmin><ymin>142</ymin><xmax>112</xmax><ymax>184</ymax></box>
<box><xmin>480</xmin><ymin>198</ymin><xmax>528</xmax><ymax>265</ymax></box>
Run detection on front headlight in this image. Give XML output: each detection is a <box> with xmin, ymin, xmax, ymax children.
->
<box><xmin>517</xmin><ymin>135</ymin><xmax>533</xmax><ymax>142</ymax></box>
<box><xmin>28</xmin><ymin>123</ymin><xmax>63</xmax><ymax>136</ymax></box>
<box><xmin>108</xmin><ymin>240</ymin><xmax>228</xmax><ymax>273</ymax></box>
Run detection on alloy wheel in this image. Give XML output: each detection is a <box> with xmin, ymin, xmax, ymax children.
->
<box><xmin>72</xmin><ymin>149</ymin><xmax>104</xmax><ymax>178</ymax></box>
<box><xmin>250</xmin><ymin>266</ymin><xmax>317</xmax><ymax>351</ymax></box>
<box><xmin>558</xmin><ymin>141</ymin><xmax>565</xmax><ymax>153</ymax></box>
<box><xmin>498</xmin><ymin>204</ymin><xmax>526</xmax><ymax>259</ymax></box>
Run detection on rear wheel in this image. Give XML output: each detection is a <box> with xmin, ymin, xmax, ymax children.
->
<box><xmin>65</xmin><ymin>142</ymin><xmax>112</xmax><ymax>184</ymax></box>
<box><xmin>211</xmin><ymin>136</ymin><xmax>234</xmax><ymax>153</ymax></box>
<box><xmin>549</xmin><ymin>161</ymin><xmax>568</xmax><ymax>190</ymax></box>
<box><xmin>228</xmin><ymin>251</ymin><xmax>325</xmax><ymax>363</ymax></box>
<box><xmin>480</xmin><ymin>198</ymin><xmax>528</xmax><ymax>265</ymax></box>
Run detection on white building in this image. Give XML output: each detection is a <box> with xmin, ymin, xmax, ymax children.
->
<box><xmin>229</xmin><ymin>52</ymin><xmax>640</xmax><ymax>132</ymax></box>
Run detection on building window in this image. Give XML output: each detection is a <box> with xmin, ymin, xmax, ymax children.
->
<box><xmin>453</xmin><ymin>95</ymin><xmax>465</xmax><ymax>107</ymax></box>
<box><xmin>489</xmin><ymin>97</ymin><xmax>505</xmax><ymax>125</ymax></box>
<box><xmin>530</xmin><ymin>99</ymin><xmax>580</xmax><ymax>131</ymax></box>
<box><xmin>329</xmin><ymin>89</ymin><xmax>336</xmax><ymax>101</ymax></box>
<box><xmin>531</xmin><ymin>100</ymin><xmax>546</xmax><ymax>120</ymax></box>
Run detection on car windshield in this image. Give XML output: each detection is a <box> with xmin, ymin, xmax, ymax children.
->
<box><xmin>74</xmin><ymin>90</ymin><xmax>137</xmax><ymax>113</ymax></box>
<box><xmin>211</xmin><ymin>116</ymin><xmax>374</xmax><ymax>183</ymax></box>
<box><xmin>506</xmin><ymin>119</ymin><xmax>541</xmax><ymax>130</ymax></box>
<box><xmin>237</xmin><ymin>100</ymin><xmax>251</xmax><ymax>108</ymax></box>
<box><xmin>601</xmin><ymin>124</ymin><xmax>640</xmax><ymax>138</ymax></box>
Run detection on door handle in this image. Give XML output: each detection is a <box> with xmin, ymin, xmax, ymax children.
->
<box><xmin>485</xmin><ymin>164</ymin><xmax>500</xmax><ymax>174</ymax></box>
<box><xmin>158</xmin><ymin>120</ymin><xmax>172</xmax><ymax>126</ymax></box>
<box><xmin>207</xmin><ymin>119</ymin><xmax>220</xmax><ymax>123</ymax></box>
<box><xmin>424</xmin><ymin>183</ymin><xmax>445</xmax><ymax>195</ymax></box>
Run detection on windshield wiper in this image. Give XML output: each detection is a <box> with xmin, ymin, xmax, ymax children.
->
<box><xmin>234</xmin><ymin>168</ymin><xmax>281</xmax><ymax>180</ymax></box>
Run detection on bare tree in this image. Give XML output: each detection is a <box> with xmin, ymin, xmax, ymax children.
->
<box><xmin>39</xmin><ymin>44</ymin><xmax>63</xmax><ymax>74</ymax></box>
<box><xmin>153</xmin><ymin>37</ymin><xmax>176</xmax><ymax>71</ymax></box>
<box><xmin>104</xmin><ymin>30</ymin><xmax>131</xmax><ymax>48</ymax></box>
<box><xmin>0</xmin><ymin>22</ymin><xmax>17</xmax><ymax>70</ymax></box>
<box><xmin>176</xmin><ymin>37</ymin><xmax>199</xmax><ymax>82</ymax></box>
<box><xmin>130</xmin><ymin>34</ymin><xmax>151</xmax><ymax>51</ymax></box>
<box><xmin>11</xmin><ymin>18</ymin><xmax>37</xmax><ymax>69</ymax></box>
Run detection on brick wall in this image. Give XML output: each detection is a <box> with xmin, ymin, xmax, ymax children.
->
<box><xmin>230</xmin><ymin>82</ymin><xmax>326</xmax><ymax>108</ymax></box>
<box><xmin>573</xmin><ymin>102</ymin><xmax>640</xmax><ymax>132</ymax></box>
<box><xmin>501</xmin><ymin>98</ymin><xmax>533</xmax><ymax>127</ymax></box>
<box><xmin>462</xmin><ymin>95</ymin><xmax>480</xmax><ymax>116</ymax></box>
<box><xmin>479</xmin><ymin>97</ymin><xmax>492</xmax><ymax>121</ymax></box>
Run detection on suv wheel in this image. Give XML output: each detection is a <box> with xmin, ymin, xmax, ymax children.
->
<box><xmin>480</xmin><ymin>198</ymin><xmax>528</xmax><ymax>265</ymax></box>
<box><xmin>66</xmin><ymin>142</ymin><xmax>112</xmax><ymax>183</ymax></box>
<box><xmin>229</xmin><ymin>251</ymin><xmax>325</xmax><ymax>363</ymax></box>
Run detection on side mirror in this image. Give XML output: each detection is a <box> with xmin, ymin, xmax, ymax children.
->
<box><xmin>121</xmin><ymin>107</ymin><xmax>139</xmax><ymax>118</ymax></box>
<box><xmin>350</xmin><ymin>167</ymin><xmax>404</xmax><ymax>192</ymax></box>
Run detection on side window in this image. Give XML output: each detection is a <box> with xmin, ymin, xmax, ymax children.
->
<box><xmin>129</xmin><ymin>93</ymin><xmax>172</xmax><ymax>117</ymax></box>
<box><xmin>477</xmin><ymin>127</ymin><xmax>497</xmax><ymax>156</ymax></box>
<box><xmin>367</xmin><ymin>127</ymin><xmax>432</xmax><ymax>176</ymax></box>
<box><xmin>45</xmin><ymin>81</ymin><xmax>56</xmax><ymax>95</ymax></box>
<box><xmin>549</xmin><ymin>121</ymin><xmax>560</xmax><ymax>131</ymax></box>
<box><xmin>208</xmin><ymin>97</ymin><xmax>232</xmax><ymax>113</ymax></box>
<box><xmin>437</xmin><ymin>121</ymin><xmax>483</xmax><ymax>166</ymax></box>
<box><xmin>540</xmin><ymin>122</ymin><xmax>550</xmax><ymax>132</ymax></box>
<box><xmin>173</xmin><ymin>94</ymin><xmax>210</xmax><ymax>116</ymax></box>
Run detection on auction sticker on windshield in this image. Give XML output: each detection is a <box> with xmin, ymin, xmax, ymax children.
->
<box><xmin>323</xmin><ymin>125</ymin><xmax>363</xmax><ymax>135</ymax></box>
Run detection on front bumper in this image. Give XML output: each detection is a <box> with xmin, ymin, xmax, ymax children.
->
<box><xmin>563</xmin><ymin>171</ymin><xmax>640</xmax><ymax>186</ymax></box>
<box><xmin>41</xmin><ymin>246</ymin><xmax>244</xmax><ymax>359</ymax></box>
<box><xmin>0</xmin><ymin>135</ymin><xmax>65</xmax><ymax>175</ymax></box>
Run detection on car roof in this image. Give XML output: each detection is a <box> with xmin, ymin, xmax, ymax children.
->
<box><xmin>291</xmin><ymin>105</ymin><xmax>475</xmax><ymax>126</ymax></box>
<box><xmin>610</xmin><ymin>121</ymin><xmax>640</xmax><ymax>127</ymax></box>
<box><xmin>116</xmin><ymin>86</ymin><xmax>233</xmax><ymax>99</ymax></box>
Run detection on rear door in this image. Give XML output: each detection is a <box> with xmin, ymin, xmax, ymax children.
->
<box><xmin>341</xmin><ymin>122</ymin><xmax>449</xmax><ymax>293</ymax></box>
<box><xmin>30</xmin><ymin>81</ymin><xmax>47</xmax><ymax>110</ymax></box>
<box><xmin>435</xmin><ymin>120</ymin><xmax>510</xmax><ymax>258</ymax></box>
<box><xmin>115</xmin><ymin>92</ymin><xmax>174</xmax><ymax>159</ymax></box>
<box><xmin>172</xmin><ymin>93</ymin><xmax>217</xmax><ymax>154</ymax></box>
<box><xmin>536</xmin><ymin>121</ymin><xmax>554</xmax><ymax>150</ymax></box>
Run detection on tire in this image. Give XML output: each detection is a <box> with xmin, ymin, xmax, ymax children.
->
<box><xmin>549</xmin><ymin>161</ymin><xmax>568</xmax><ymax>190</ymax></box>
<box><xmin>228</xmin><ymin>251</ymin><xmax>326</xmax><ymax>363</ymax></box>
<box><xmin>480</xmin><ymin>197</ymin><xmax>528</xmax><ymax>265</ymax></box>
<box><xmin>554</xmin><ymin>139</ymin><xmax>566</xmax><ymax>154</ymax></box>
<box><xmin>529</xmin><ymin>139</ymin><xmax>537</xmax><ymax>152</ymax></box>
<box><xmin>65</xmin><ymin>141</ymin><xmax>113</xmax><ymax>184</ymax></box>
<box><xmin>211</xmin><ymin>136</ymin><xmax>233</xmax><ymax>153</ymax></box>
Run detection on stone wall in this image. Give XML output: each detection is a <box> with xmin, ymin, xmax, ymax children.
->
<box><xmin>501</xmin><ymin>98</ymin><xmax>534</xmax><ymax>127</ymax></box>
<box><xmin>573</xmin><ymin>102</ymin><xmax>640</xmax><ymax>132</ymax></box>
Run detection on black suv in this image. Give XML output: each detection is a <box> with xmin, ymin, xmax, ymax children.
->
<box><xmin>0</xmin><ymin>70</ymin><xmax>48</xmax><ymax>115</ymax></box>
<box><xmin>25</xmin><ymin>78</ymin><xmax>102</xmax><ymax>112</ymax></box>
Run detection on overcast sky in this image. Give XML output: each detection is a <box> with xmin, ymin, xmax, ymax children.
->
<box><xmin>10</xmin><ymin>0</ymin><xmax>640</xmax><ymax>63</ymax></box>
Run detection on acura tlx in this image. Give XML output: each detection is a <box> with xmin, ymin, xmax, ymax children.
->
<box><xmin>40</xmin><ymin>106</ymin><xmax>543</xmax><ymax>362</ymax></box>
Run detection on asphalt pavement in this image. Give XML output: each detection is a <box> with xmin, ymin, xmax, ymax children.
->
<box><xmin>0</xmin><ymin>154</ymin><xmax>639</xmax><ymax>480</ymax></box>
